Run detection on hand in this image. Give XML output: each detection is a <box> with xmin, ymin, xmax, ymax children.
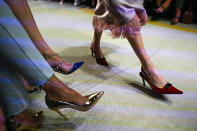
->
<box><xmin>156</xmin><ymin>7</ymin><xmax>164</xmax><ymax>13</ymax></box>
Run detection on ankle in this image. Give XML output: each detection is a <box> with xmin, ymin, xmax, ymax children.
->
<box><xmin>142</xmin><ymin>64</ymin><xmax>155</xmax><ymax>73</ymax></box>
<box><xmin>42</xmin><ymin>75</ymin><xmax>86</xmax><ymax>105</ymax></box>
<box><xmin>9</xmin><ymin>109</ymin><xmax>35</xmax><ymax>125</ymax></box>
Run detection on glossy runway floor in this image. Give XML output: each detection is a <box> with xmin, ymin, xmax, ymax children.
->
<box><xmin>28</xmin><ymin>0</ymin><xmax>197</xmax><ymax>131</ymax></box>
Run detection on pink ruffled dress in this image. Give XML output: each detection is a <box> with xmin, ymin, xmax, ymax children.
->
<box><xmin>93</xmin><ymin>0</ymin><xmax>148</xmax><ymax>38</ymax></box>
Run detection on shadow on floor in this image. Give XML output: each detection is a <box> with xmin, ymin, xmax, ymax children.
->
<box><xmin>58</xmin><ymin>45</ymin><xmax>117</xmax><ymax>80</ymax></box>
<box><xmin>128</xmin><ymin>81</ymin><xmax>172</xmax><ymax>104</ymax></box>
<box><xmin>57</xmin><ymin>45</ymin><xmax>172</xmax><ymax>104</ymax></box>
<box><xmin>41</xmin><ymin>115</ymin><xmax>86</xmax><ymax>130</ymax></box>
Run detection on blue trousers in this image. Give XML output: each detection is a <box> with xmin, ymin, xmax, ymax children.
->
<box><xmin>0</xmin><ymin>0</ymin><xmax>54</xmax><ymax>118</ymax></box>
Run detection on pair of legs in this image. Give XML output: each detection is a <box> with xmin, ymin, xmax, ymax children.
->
<box><xmin>0</xmin><ymin>0</ymin><xmax>92</xmax><ymax>121</ymax></box>
<box><xmin>91</xmin><ymin>28</ymin><xmax>167</xmax><ymax>89</ymax></box>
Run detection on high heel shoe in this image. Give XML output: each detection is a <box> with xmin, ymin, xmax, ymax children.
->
<box><xmin>44</xmin><ymin>53</ymin><xmax>84</xmax><ymax>75</ymax></box>
<box><xmin>52</xmin><ymin>61</ymin><xmax>84</xmax><ymax>75</ymax></box>
<box><xmin>139</xmin><ymin>68</ymin><xmax>183</xmax><ymax>94</ymax></box>
<box><xmin>90</xmin><ymin>48</ymin><xmax>108</xmax><ymax>66</ymax></box>
<box><xmin>6</xmin><ymin>111</ymin><xmax>43</xmax><ymax>131</ymax></box>
<box><xmin>45</xmin><ymin>91</ymin><xmax>104</xmax><ymax>120</ymax></box>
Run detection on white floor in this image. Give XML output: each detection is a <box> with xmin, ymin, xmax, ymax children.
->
<box><xmin>28</xmin><ymin>0</ymin><xmax>197</xmax><ymax>131</ymax></box>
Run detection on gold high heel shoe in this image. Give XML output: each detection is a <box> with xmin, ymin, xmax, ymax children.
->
<box><xmin>45</xmin><ymin>91</ymin><xmax>104</xmax><ymax>120</ymax></box>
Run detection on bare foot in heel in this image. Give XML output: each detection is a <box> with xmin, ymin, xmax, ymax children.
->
<box><xmin>142</xmin><ymin>67</ymin><xmax>167</xmax><ymax>89</ymax></box>
<box><xmin>44</xmin><ymin>53</ymin><xmax>84</xmax><ymax>75</ymax></box>
<box><xmin>41</xmin><ymin>75</ymin><xmax>104</xmax><ymax>118</ymax></box>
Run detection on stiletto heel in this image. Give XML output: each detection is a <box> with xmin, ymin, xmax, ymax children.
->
<box><xmin>139</xmin><ymin>72</ymin><xmax>146</xmax><ymax>86</ymax></box>
<box><xmin>139</xmin><ymin>68</ymin><xmax>183</xmax><ymax>94</ymax></box>
<box><xmin>53</xmin><ymin>109</ymin><xmax>68</xmax><ymax>121</ymax></box>
<box><xmin>45</xmin><ymin>91</ymin><xmax>104</xmax><ymax>119</ymax></box>
<box><xmin>91</xmin><ymin>50</ymin><xmax>95</xmax><ymax>57</ymax></box>
<box><xmin>90</xmin><ymin>48</ymin><xmax>109</xmax><ymax>66</ymax></box>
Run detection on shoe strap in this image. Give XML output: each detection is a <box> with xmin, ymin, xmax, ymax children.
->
<box><xmin>44</xmin><ymin>53</ymin><xmax>59</xmax><ymax>59</ymax></box>
<box><xmin>163</xmin><ymin>83</ymin><xmax>172</xmax><ymax>89</ymax></box>
<box><xmin>55</xmin><ymin>61</ymin><xmax>64</xmax><ymax>70</ymax></box>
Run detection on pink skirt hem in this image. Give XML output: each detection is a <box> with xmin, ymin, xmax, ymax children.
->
<box><xmin>93</xmin><ymin>11</ymin><xmax>147</xmax><ymax>38</ymax></box>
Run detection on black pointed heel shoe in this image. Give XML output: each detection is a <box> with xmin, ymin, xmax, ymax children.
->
<box><xmin>90</xmin><ymin>48</ymin><xmax>108</xmax><ymax>66</ymax></box>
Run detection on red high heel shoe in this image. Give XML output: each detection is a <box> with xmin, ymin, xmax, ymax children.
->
<box><xmin>90</xmin><ymin>48</ymin><xmax>109</xmax><ymax>66</ymax></box>
<box><xmin>139</xmin><ymin>68</ymin><xmax>183</xmax><ymax>94</ymax></box>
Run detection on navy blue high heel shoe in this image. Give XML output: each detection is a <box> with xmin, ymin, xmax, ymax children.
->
<box><xmin>44</xmin><ymin>53</ymin><xmax>84</xmax><ymax>75</ymax></box>
<box><xmin>52</xmin><ymin>61</ymin><xmax>84</xmax><ymax>75</ymax></box>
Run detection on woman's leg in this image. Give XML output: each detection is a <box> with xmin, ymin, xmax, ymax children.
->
<box><xmin>126</xmin><ymin>34</ymin><xmax>167</xmax><ymax>88</ymax></box>
<box><xmin>0</xmin><ymin>66</ymin><xmax>43</xmax><ymax>130</ymax></box>
<box><xmin>90</xmin><ymin>28</ymin><xmax>104</xmax><ymax>58</ymax></box>
<box><xmin>4</xmin><ymin>0</ymin><xmax>75</xmax><ymax>73</ymax></box>
<box><xmin>0</xmin><ymin>27</ymin><xmax>86</xmax><ymax>106</ymax></box>
<box><xmin>0</xmin><ymin>1</ymin><xmax>103</xmax><ymax>118</ymax></box>
<box><xmin>90</xmin><ymin>28</ymin><xmax>108</xmax><ymax>66</ymax></box>
<box><xmin>4</xmin><ymin>0</ymin><xmax>53</xmax><ymax>56</ymax></box>
<box><xmin>0</xmin><ymin>0</ymin><xmax>86</xmax><ymax>105</ymax></box>
<box><xmin>0</xmin><ymin>67</ymin><xmax>30</xmax><ymax>118</ymax></box>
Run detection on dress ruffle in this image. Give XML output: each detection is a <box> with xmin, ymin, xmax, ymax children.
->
<box><xmin>93</xmin><ymin>10</ymin><xmax>147</xmax><ymax>38</ymax></box>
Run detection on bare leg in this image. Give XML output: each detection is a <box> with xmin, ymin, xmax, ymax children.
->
<box><xmin>90</xmin><ymin>28</ymin><xmax>104</xmax><ymax>58</ymax></box>
<box><xmin>5</xmin><ymin>0</ymin><xmax>73</xmax><ymax>72</ymax></box>
<box><xmin>126</xmin><ymin>34</ymin><xmax>167</xmax><ymax>88</ymax></box>
<box><xmin>42</xmin><ymin>75</ymin><xmax>87</xmax><ymax>105</ymax></box>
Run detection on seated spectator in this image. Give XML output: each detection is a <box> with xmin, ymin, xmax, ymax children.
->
<box><xmin>171</xmin><ymin>0</ymin><xmax>185</xmax><ymax>25</ymax></box>
<box><xmin>178</xmin><ymin>0</ymin><xmax>195</xmax><ymax>24</ymax></box>
<box><xmin>151</xmin><ymin>0</ymin><xmax>173</xmax><ymax>20</ymax></box>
